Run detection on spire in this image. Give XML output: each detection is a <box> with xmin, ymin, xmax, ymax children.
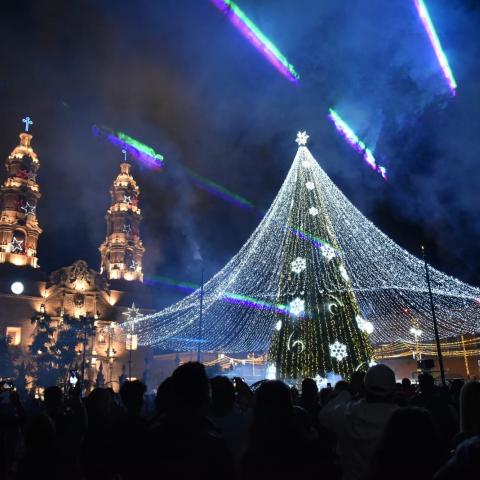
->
<box><xmin>0</xmin><ymin>119</ymin><xmax>42</xmax><ymax>267</ymax></box>
<box><xmin>99</xmin><ymin>160</ymin><xmax>145</xmax><ymax>282</ymax></box>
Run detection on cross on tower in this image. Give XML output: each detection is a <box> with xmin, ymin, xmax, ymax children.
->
<box><xmin>22</xmin><ymin>116</ymin><xmax>33</xmax><ymax>132</ymax></box>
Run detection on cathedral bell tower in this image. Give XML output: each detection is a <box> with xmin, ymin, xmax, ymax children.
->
<box><xmin>99</xmin><ymin>161</ymin><xmax>145</xmax><ymax>282</ymax></box>
<box><xmin>0</xmin><ymin>117</ymin><xmax>42</xmax><ymax>267</ymax></box>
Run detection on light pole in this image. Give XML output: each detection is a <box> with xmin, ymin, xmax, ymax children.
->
<box><xmin>122</xmin><ymin>303</ymin><xmax>143</xmax><ymax>380</ymax></box>
<box><xmin>422</xmin><ymin>246</ymin><xmax>446</xmax><ymax>386</ymax></box>
<box><xmin>410</xmin><ymin>327</ymin><xmax>422</xmax><ymax>360</ymax></box>
<box><xmin>197</xmin><ymin>265</ymin><xmax>204</xmax><ymax>363</ymax></box>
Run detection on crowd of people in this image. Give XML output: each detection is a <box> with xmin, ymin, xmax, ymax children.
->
<box><xmin>1</xmin><ymin>362</ymin><xmax>480</xmax><ymax>479</ymax></box>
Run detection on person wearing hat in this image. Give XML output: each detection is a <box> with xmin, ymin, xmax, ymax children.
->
<box><xmin>319</xmin><ymin>364</ymin><xmax>399</xmax><ymax>480</ymax></box>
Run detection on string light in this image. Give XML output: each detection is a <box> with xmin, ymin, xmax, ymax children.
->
<box><xmin>211</xmin><ymin>0</ymin><xmax>300</xmax><ymax>83</ymax></box>
<box><xmin>413</xmin><ymin>0</ymin><xmax>457</xmax><ymax>95</ymax></box>
<box><xmin>129</xmin><ymin>135</ymin><xmax>480</xmax><ymax>376</ymax></box>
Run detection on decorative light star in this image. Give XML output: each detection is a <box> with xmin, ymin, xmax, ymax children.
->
<box><xmin>320</xmin><ymin>245</ymin><xmax>336</xmax><ymax>260</ymax></box>
<box><xmin>339</xmin><ymin>264</ymin><xmax>349</xmax><ymax>282</ymax></box>
<box><xmin>122</xmin><ymin>303</ymin><xmax>143</xmax><ymax>323</ymax></box>
<box><xmin>330</xmin><ymin>341</ymin><xmax>348</xmax><ymax>361</ymax></box>
<box><xmin>9</xmin><ymin>237</ymin><xmax>24</xmax><ymax>253</ymax></box>
<box><xmin>305</xmin><ymin>181</ymin><xmax>315</xmax><ymax>191</ymax></box>
<box><xmin>275</xmin><ymin>320</ymin><xmax>282</xmax><ymax>331</ymax></box>
<box><xmin>123</xmin><ymin>195</ymin><xmax>132</xmax><ymax>204</ymax></box>
<box><xmin>309</xmin><ymin>206</ymin><xmax>319</xmax><ymax>216</ymax></box>
<box><xmin>20</xmin><ymin>202</ymin><xmax>36</xmax><ymax>215</ymax></box>
<box><xmin>289</xmin><ymin>297</ymin><xmax>305</xmax><ymax>316</ymax></box>
<box><xmin>296</xmin><ymin>131</ymin><xmax>309</xmax><ymax>146</ymax></box>
<box><xmin>356</xmin><ymin>315</ymin><xmax>374</xmax><ymax>334</ymax></box>
<box><xmin>123</xmin><ymin>224</ymin><xmax>132</xmax><ymax>234</ymax></box>
<box><xmin>291</xmin><ymin>257</ymin><xmax>306</xmax><ymax>274</ymax></box>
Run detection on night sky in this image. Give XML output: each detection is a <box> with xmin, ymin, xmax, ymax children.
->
<box><xmin>1</xmin><ymin>0</ymin><xmax>479</xmax><ymax>307</ymax></box>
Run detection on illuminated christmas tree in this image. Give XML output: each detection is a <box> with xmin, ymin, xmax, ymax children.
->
<box><xmin>132</xmin><ymin>132</ymin><xmax>480</xmax><ymax>375</ymax></box>
<box><xmin>268</xmin><ymin>132</ymin><xmax>372</xmax><ymax>379</ymax></box>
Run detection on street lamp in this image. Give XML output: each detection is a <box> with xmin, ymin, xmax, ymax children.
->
<box><xmin>410</xmin><ymin>327</ymin><xmax>423</xmax><ymax>359</ymax></box>
<box><xmin>123</xmin><ymin>303</ymin><xmax>143</xmax><ymax>380</ymax></box>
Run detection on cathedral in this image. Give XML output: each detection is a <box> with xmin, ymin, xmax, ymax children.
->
<box><xmin>0</xmin><ymin>120</ymin><xmax>181</xmax><ymax>392</ymax></box>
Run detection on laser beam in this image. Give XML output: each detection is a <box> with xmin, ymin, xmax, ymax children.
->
<box><xmin>92</xmin><ymin>125</ymin><xmax>164</xmax><ymax>169</ymax></box>
<box><xmin>211</xmin><ymin>0</ymin><xmax>299</xmax><ymax>83</ymax></box>
<box><xmin>328</xmin><ymin>109</ymin><xmax>387</xmax><ymax>180</ymax></box>
<box><xmin>414</xmin><ymin>0</ymin><xmax>457</xmax><ymax>95</ymax></box>
<box><xmin>183</xmin><ymin>166</ymin><xmax>255</xmax><ymax>210</ymax></box>
<box><xmin>145</xmin><ymin>275</ymin><xmax>289</xmax><ymax>315</ymax></box>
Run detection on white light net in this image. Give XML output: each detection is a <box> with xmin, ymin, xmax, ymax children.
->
<box><xmin>128</xmin><ymin>144</ymin><xmax>480</xmax><ymax>351</ymax></box>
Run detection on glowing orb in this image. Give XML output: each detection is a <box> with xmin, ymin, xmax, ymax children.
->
<box><xmin>11</xmin><ymin>281</ymin><xmax>24</xmax><ymax>295</ymax></box>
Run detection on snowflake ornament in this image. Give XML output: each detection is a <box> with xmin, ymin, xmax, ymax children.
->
<box><xmin>356</xmin><ymin>315</ymin><xmax>374</xmax><ymax>334</ymax></box>
<box><xmin>305</xmin><ymin>181</ymin><xmax>315</xmax><ymax>190</ymax></box>
<box><xmin>320</xmin><ymin>245</ymin><xmax>336</xmax><ymax>260</ymax></box>
<box><xmin>289</xmin><ymin>297</ymin><xmax>305</xmax><ymax>316</ymax></box>
<box><xmin>330</xmin><ymin>341</ymin><xmax>348</xmax><ymax>361</ymax></box>
<box><xmin>295</xmin><ymin>131</ymin><xmax>309</xmax><ymax>146</ymax></box>
<box><xmin>123</xmin><ymin>224</ymin><xmax>132</xmax><ymax>234</ymax></box>
<box><xmin>339</xmin><ymin>265</ymin><xmax>349</xmax><ymax>282</ymax></box>
<box><xmin>309</xmin><ymin>207</ymin><xmax>319</xmax><ymax>216</ymax></box>
<box><xmin>291</xmin><ymin>257</ymin><xmax>306</xmax><ymax>274</ymax></box>
<box><xmin>123</xmin><ymin>195</ymin><xmax>132</xmax><ymax>204</ymax></box>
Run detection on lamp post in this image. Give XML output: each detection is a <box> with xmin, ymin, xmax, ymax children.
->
<box><xmin>123</xmin><ymin>303</ymin><xmax>143</xmax><ymax>380</ymax></box>
<box><xmin>410</xmin><ymin>327</ymin><xmax>422</xmax><ymax>360</ymax></box>
<box><xmin>196</xmin><ymin>265</ymin><xmax>205</xmax><ymax>363</ymax></box>
<box><xmin>422</xmin><ymin>246</ymin><xmax>446</xmax><ymax>386</ymax></box>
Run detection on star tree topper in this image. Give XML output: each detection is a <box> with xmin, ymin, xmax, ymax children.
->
<box><xmin>296</xmin><ymin>131</ymin><xmax>309</xmax><ymax>146</ymax></box>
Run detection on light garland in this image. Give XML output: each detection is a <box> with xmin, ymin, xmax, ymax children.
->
<box><xmin>129</xmin><ymin>134</ymin><xmax>480</xmax><ymax>376</ymax></box>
